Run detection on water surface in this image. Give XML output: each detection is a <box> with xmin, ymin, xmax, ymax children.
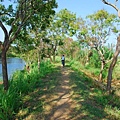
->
<box><xmin>0</xmin><ymin>57</ymin><xmax>25</xmax><ymax>80</ymax></box>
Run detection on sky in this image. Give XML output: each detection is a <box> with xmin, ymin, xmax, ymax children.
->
<box><xmin>0</xmin><ymin>0</ymin><xmax>119</xmax><ymax>44</ymax></box>
<box><xmin>55</xmin><ymin>0</ymin><xmax>119</xmax><ymax>44</ymax></box>
<box><xmin>56</xmin><ymin>0</ymin><xmax>118</xmax><ymax>18</ymax></box>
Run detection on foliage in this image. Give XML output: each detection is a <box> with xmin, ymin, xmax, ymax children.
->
<box><xmin>12</xmin><ymin>31</ymin><xmax>34</xmax><ymax>54</ymax></box>
<box><xmin>89</xmin><ymin>50</ymin><xmax>101</xmax><ymax>68</ymax></box>
<box><xmin>0</xmin><ymin>0</ymin><xmax>57</xmax><ymax>90</ymax></box>
<box><xmin>77</xmin><ymin>9</ymin><xmax>118</xmax><ymax>82</ymax></box>
<box><xmin>69</xmin><ymin>59</ymin><xmax>120</xmax><ymax>119</ymax></box>
<box><xmin>0</xmin><ymin>87</ymin><xmax>21</xmax><ymax>120</ymax></box>
<box><xmin>0</xmin><ymin>61</ymin><xmax>54</xmax><ymax>119</ymax></box>
<box><xmin>8</xmin><ymin>0</ymin><xmax>58</xmax><ymax>60</ymax></box>
<box><xmin>58</xmin><ymin>38</ymin><xmax>79</xmax><ymax>59</ymax></box>
<box><xmin>44</xmin><ymin>9</ymin><xmax>78</xmax><ymax>61</ymax></box>
<box><xmin>56</xmin><ymin>9</ymin><xmax>78</xmax><ymax>36</ymax></box>
<box><xmin>88</xmin><ymin>47</ymin><xmax>113</xmax><ymax>68</ymax></box>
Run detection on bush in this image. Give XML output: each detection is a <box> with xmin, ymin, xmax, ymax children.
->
<box><xmin>0</xmin><ymin>87</ymin><xmax>21</xmax><ymax>120</ymax></box>
<box><xmin>0</xmin><ymin>60</ymin><xmax>54</xmax><ymax>119</ymax></box>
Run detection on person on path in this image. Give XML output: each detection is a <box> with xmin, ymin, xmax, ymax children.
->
<box><xmin>61</xmin><ymin>55</ymin><xmax>65</xmax><ymax>67</ymax></box>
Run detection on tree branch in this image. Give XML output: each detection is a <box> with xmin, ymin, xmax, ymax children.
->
<box><xmin>102</xmin><ymin>0</ymin><xmax>119</xmax><ymax>11</ymax></box>
<box><xmin>9</xmin><ymin>14</ymin><xmax>31</xmax><ymax>43</ymax></box>
<box><xmin>0</xmin><ymin>21</ymin><xmax>9</xmax><ymax>46</ymax></box>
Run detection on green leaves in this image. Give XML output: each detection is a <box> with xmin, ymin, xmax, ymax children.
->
<box><xmin>56</xmin><ymin>9</ymin><xmax>77</xmax><ymax>36</ymax></box>
<box><xmin>87</xmin><ymin>10</ymin><xmax>108</xmax><ymax>20</ymax></box>
<box><xmin>86</xmin><ymin>9</ymin><xmax>118</xmax><ymax>40</ymax></box>
<box><xmin>80</xmin><ymin>29</ymin><xmax>88</xmax><ymax>36</ymax></box>
<box><xmin>112</xmin><ymin>26</ymin><xmax>119</xmax><ymax>33</ymax></box>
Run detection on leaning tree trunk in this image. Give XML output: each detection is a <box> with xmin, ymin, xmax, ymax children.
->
<box><xmin>1</xmin><ymin>49</ymin><xmax>9</xmax><ymax>90</ymax></box>
<box><xmin>99</xmin><ymin>61</ymin><xmax>105</xmax><ymax>82</ymax></box>
<box><xmin>107</xmin><ymin>34</ymin><xmax>120</xmax><ymax>93</ymax></box>
<box><xmin>107</xmin><ymin>50</ymin><xmax>120</xmax><ymax>92</ymax></box>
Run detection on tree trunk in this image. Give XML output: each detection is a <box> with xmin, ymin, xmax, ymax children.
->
<box><xmin>2</xmin><ymin>50</ymin><xmax>9</xmax><ymax>90</ymax></box>
<box><xmin>53</xmin><ymin>45</ymin><xmax>57</xmax><ymax>63</ymax></box>
<box><xmin>107</xmin><ymin>50</ymin><xmax>120</xmax><ymax>93</ymax></box>
<box><xmin>107</xmin><ymin>34</ymin><xmax>120</xmax><ymax>93</ymax></box>
<box><xmin>99</xmin><ymin>61</ymin><xmax>104</xmax><ymax>82</ymax></box>
<box><xmin>53</xmin><ymin>53</ymin><xmax>55</xmax><ymax>63</ymax></box>
<box><xmin>49</xmin><ymin>55</ymin><xmax>53</xmax><ymax>63</ymax></box>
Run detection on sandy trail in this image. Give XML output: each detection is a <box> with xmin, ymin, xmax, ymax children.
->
<box><xmin>42</xmin><ymin>66</ymin><xmax>76</xmax><ymax>120</ymax></box>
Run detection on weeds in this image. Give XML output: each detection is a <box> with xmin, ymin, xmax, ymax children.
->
<box><xmin>0</xmin><ymin>61</ymin><xmax>54</xmax><ymax>120</ymax></box>
<box><xmin>69</xmin><ymin>60</ymin><xmax>120</xmax><ymax>119</ymax></box>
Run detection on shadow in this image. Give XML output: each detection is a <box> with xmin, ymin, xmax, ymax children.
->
<box><xmin>64</xmin><ymin>72</ymin><xmax>103</xmax><ymax>119</ymax></box>
<box><xmin>41</xmin><ymin>66</ymin><xmax>108</xmax><ymax>120</ymax></box>
<box><xmin>15</xmin><ymin>66</ymin><xmax>61</xmax><ymax>120</ymax></box>
<box><xmin>43</xmin><ymin>67</ymin><xmax>74</xmax><ymax>120</ymax></box>
<box><xmin>67</xmin><ymin>70</ymin><xmax>120</xmax><ymax>120</ymax></box>
<box><xmin>15</xmin><ymin>65</ymin><xmax>120</xmax><ymax>120</ymax></box>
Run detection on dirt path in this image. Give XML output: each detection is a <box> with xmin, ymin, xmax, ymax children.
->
<box><xmin>18</xmin><ymin>64</ymin><xmax>116</xmax><ymax>120</ymax></box>
<box><xmin>40</xmin><ymin>66</ymin><xmax>76</xmax><ymax>120</ymax></box>
<box><xmin>20</xmin><ymin>64</ymin><xmax>84</xmax><ymax>120</ymax></box>
<box><xmin>20</xmin><ymin>64</ymin><xmax>78</xmax><ymax>120</ymax></box>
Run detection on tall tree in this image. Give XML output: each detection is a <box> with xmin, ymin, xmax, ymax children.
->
<box><xmin>78</xmin><ymin>10</ymin><xmax>117</xmax><ymax>82</ymax></box>
<box><xmin>102</xmin><ymin>0</ymin><xmax>120</xmax><ymax>93</ymax></box>
<box><xmin>46</xmin><ymin>9</ymin><xmax>78</xmax><ymax>62</ymax></box>
<box><xmin>0</xmin><ymin>0</ymin><xmax>57</xmax><ymax>90</ymax></box>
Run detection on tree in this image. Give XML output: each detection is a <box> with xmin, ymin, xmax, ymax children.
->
<box><xmin>102</xmin><ymin>0</ymin><xmax>120</xmax><ymax>93</ymax></box>
<box><xmin>78</xmin><ymin>10</ymin><xmax>117</xmax><ymax>82</ymax></box>
<box><xmin>0</xmin><ymin>0</ymin><xmax>57</xmax><ymax>90</ymax></box>
<box><xmin>45</xmin><ymin>9</ymin><xmax>78</xmax><ymax>62</ymax></box>
<box><xmin>59</xmin><ymin>38</ymin><xmax>79</xmax><ymax>59</ymax></box>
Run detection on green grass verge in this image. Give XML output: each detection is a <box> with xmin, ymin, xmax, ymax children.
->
<box><xmin>0</xmin><ymin>61</ymin><xmax>55</xmax><ymax>120</ymax></box>
<box><xmin>68</xmin><ymin>60</ymin><xmax>120</xmax><ymax>120</ymax></box>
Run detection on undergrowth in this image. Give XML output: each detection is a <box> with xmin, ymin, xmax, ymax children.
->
<box><xmin>0</xmin><ymin>61</ymin><xmax>54</xmax><ymax>120</ymax></box>
<box><xmin>69</xmin><ymin>59</ymin><xmax>120</xmax><ymax>120</ymax></box>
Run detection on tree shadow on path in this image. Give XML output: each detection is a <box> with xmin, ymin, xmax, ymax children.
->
<box><xmin>16</xmin><ymin>65</ymin><xmax>110</xmax><ymax>120</ymax></box>
<box><xmin>41</xmin><ymin>65</ymin><xmax>109</xmax><ymax>120</ymax></box>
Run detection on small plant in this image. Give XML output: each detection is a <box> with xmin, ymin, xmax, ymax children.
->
<box><xmin>0</xmin><ymin>87</ymin><xmax>21</xmax><ymax>120</ymax></box>
<box><xmin>0</xmin><ymin>60</ymin><xmax>54</xmax><ymax>119</ymax></box>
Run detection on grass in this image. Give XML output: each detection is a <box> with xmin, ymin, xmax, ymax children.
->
<box><xmin>69</xmin><ymin>72</ymin><xmax>106</xmax><ymax>119</ymax></box>
<box><xmin>69</xmin><ymin>60</ymin><xmax>120</xmax><ymax>120</ymax></box>
<box><xmin>0</xmin><ymin>61</ymin><xmax>56</xmax><ymax>120</ymax></box>
<box><xmin>0</xmin><ymin>58</ymin><xmax>120</xmax><ymax>119</ymax></box>
<box><xmin>15</xmin><ymin>62</ymin><xmax>60</xmax><ymax>120</ymax></box>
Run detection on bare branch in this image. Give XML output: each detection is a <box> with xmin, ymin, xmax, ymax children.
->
<box><xmin>102</xmin><ymin>0</ymin><xmax>119</xmax><ymax>11</ymax></box>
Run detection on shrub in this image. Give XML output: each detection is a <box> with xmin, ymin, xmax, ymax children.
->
<box><xmin>0</xmin><ymin>60</ymin><xmax>54</xmax><ymax>119</ymax></box>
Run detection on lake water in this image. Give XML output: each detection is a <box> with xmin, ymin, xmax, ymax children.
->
<box><xmin>0</xmin><ymin>58</ymin><xmax>26</xmax><ymax>80</ymax></box>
